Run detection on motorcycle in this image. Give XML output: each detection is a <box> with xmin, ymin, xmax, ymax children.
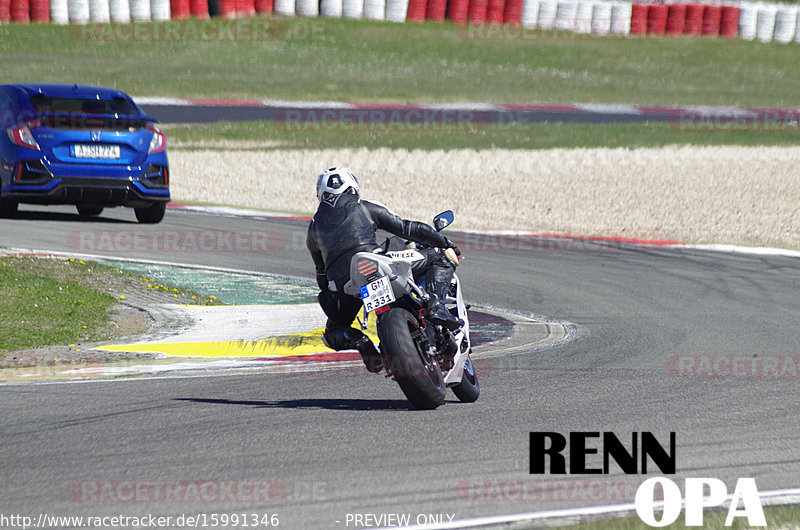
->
<box><xmin>343</xmin><ymin>210</ymin><xmax>480</xmax><ymax>409</ymax></box>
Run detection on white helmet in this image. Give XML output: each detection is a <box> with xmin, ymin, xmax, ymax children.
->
<box><xmin>316</xmin><ymin>167</ymin><xmax>360</xmax><ymax>202</ymax></box>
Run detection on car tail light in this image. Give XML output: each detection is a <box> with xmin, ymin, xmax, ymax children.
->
<box><xmin>7</xmin><ymin>121</ymin><xmax>40</xmax><ymax>151</ymax></box>
<box><xmin>147</xmin><ymin>125</ymin><xmax>166</xmax><ymax>154</ymax></box>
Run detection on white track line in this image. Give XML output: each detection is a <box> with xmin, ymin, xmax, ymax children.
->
<box><xmin>677</xmin><ymin>243</ymin><xmax>800</xmax><ymax>259</ymax></box>
<box><xmin>379</xmin><ymin>487</ymin><xmax>800</xmax><ymax>530</ymax></box>
<box><xmin>169</xmin><ymin>203</ymin><xmax>310</xmax><ymax>220</ymax></box>
<box><xmin>573</xmin><ymin>103</ymin><xmax>642</xmax><ymax>115</ymax></box>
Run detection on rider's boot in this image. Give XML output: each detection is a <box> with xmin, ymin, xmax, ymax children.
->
<box><xmin>426</xmin><ymin>281</ymin><xmax>463</xmax><ymax>331</ymax></box>
<box><xmin>354</xmin><ymin>335</ymin><xmax>384</xmax><ymax>374</ymax></box>
<box><xmin>322</xmin><ymin>325</ymin><xmax>384</xmax><ymax>374</ymax></box>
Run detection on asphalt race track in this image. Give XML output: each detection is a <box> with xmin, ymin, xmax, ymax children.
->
<box><xmin>138</xmin><ymin>103</ymin><xmax>659</xmax><ymax>125</ymax></box>
<box><xmin>2</xmin><ymin>205</ymin><xmax>800</xmax><ymax>528</ymax></box>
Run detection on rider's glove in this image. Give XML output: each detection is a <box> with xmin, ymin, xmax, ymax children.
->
<box><xmin>316</xmin><ymin>272</ymin><xmax>329</xmax><ymax>292</ymax></box>
<box><xmin>443</xmin><ymin>237</ymin><xmax>462</xmax><ymax>258</ymax></box>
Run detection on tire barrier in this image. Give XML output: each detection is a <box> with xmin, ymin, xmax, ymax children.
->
<box><xmin>447</xmin><ymin>0</ymin><xmax>468</xmax><ymax>23</ymax></box>
<box><xmin>795</xmin><ymin>9</ymin><xmax>800</xmax><ymax>43</ymax></box>
<box><xmin>108</xmin><ymin>0</ymin><xmax>129</xmax><ymax>19</ymax></box>
<box><xmin>191</xmin><ymin>0</ymin><xmax>209</xmax><ymax>16</ymax></box>
<box><xmin>467</xmin><ymin>0</ymin><xmax>487</xmax><ymax>24</ymax></box>
<box><xmin>738</xmin><ymin>1</ymin><xmax>757</xmax><ymax>39</ymax></box>
<box><xmin>574</xmin><ymin>0</ymin><xmax>591</xmax><ymax>32</ymax></box>
<box><xmin>720</xmin><ymin>4</ymin><xmax>738</xmax><ymax>37</ymax></box>
<box><xmin>425</xmin><ymin>0</ymin><xmax>445</xmax><ymax>21</ymax></box>
<box><xmin>170</xmin><ymin>0</ymin><xmax>188</xmax><ymax>16</ymax></box>
<box><xmin>555</xmin><ymin>0</ymin><xmax>578</xmax><ymax>31</ymax></box>
<box><xmin>67</xmin><ymin>0</ymin><xmax>89</xmax><ymax>22</ymax></box>
<box><xmin>297</xmin><ymin>0</ymin><xmax>319</xmax><ymax>17</ymax></box>
<box><xmin>342</xmin><ymin>0</ymin><xmax>364</xmax><ymax>17</ymax></box>
<box><xmin>773</xmin><ymin>4</ymin><xmax>797</xmax><ymax>43</ymax></box>
<box><xmin>484</xmin><ymin>0</ymin><xmax>502</xmax><ymax>22</ymax></box>
<box><xmin>50</xmin><ymin>0</ymin><xmax>68</xmax><ymax>22</ymax></box>
<box><xmin>591</xmin><ymin>1</ymin><xmax>611</xmax><ymax>34</ymax></box>
<box><xmin>701</xmin><ymin>4</ymin><xmax>721</xmax><ymax>36</ymax></box>
<box><xmin>646</xmin><ymin>3</ymin><xmax>667</xmax><ymax>34</ymax></box>
<box><xmin>520</xmin><ymin>0</ymin><xmax>538</xmax><ymax>26</ymax></box>
<box><xmin>237</xmin><ymin>0</ymin><xmax>255</xmax><ymax>16</ymax></box>
<box><xmin>683</xmin><ymin>2</ymin><xmax>703</xmax><ymax>34</ymax></box>
<box><xmin>273</xmin><ymin>0</ymin><xmax>294</xmax><ymax>15</ymax></box>
<box><xmin>385</xmin><ymin>0</ymin><xmax>406</xmax><ymax>20</ymax></box>
<box><xmin>11</xmin><ymin>0</ymin><xmax>28</xmax><ymax>21</ymax></box>
<box><xmin>150</xmin><ymin>0</ymin><xmax>170</xmax><ymax>20</ymax></box>
<box><xmin>89</xmin><ymin>0</ymin><xmax>109</xmax><ymax>20</ymax></box>
<box><xmin>405</xmin><ymin>0</ymin><xmax>424</xmax><ymax>20</ymax></box>
<box><xmin>2</xmin><ymin>0</ymin><xmax>795</xmax><ymax>47</ymax></box>
<box><xmin>756</xmin><ymin>3</ymin><xmax>777</xmax><ymax>42</ymax></box>
<box><xmin>665</xmin><ymin>3</ymin><xmax>685</xmax><ymax>34</ymax></box>
<box><xmin>320</xmin><ymin>0</ymin><xmax>342</xmax><ymax>16</ymax></box>
<box><xmin>536</xmin><ymin>0</ymin><xmax>556</xmax><ymax>29</ymax></box>
<box><xmin>610</xmin><ymin>1</ymin><xmax>631</xmax><ymax>35</ymax></box>
<box><xmin>30</xmin><ymin>0</ymin><xmax>49</xmax><ymax>21</ymax></box>
<box><xmin>129</xmin><ymin>0</ymin><xmax>149</xmax><ymax>20</ymax></box>
<box><xmin>502</xmin><ymin>0</ymin><xmax>522</xmax><ymax>24</ymax></box>
<box><xmin>630</xmin><ymin>1</ymin><xmax>646</xmax><ymax>33</ymax></box>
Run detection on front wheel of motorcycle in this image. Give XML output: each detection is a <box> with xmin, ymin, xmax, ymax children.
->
<box><xmin>378</xmin><ymin>308</ymin><xmax>446</xmax><ymax>410</ymax></box>
<box><xmin>451</xmin><ymin>352</ymin><xmax>480</xmax><ymax>403</ymax></box>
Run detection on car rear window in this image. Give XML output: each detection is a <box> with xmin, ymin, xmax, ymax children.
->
<box><xmin>28</xmin><ymin>95</ymin><xmax>147</xmax><ymax>131</ymax></box>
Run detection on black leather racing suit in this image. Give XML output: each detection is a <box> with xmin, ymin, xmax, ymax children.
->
<box><xmin>307</xmin><ymin>192</ymin><xmax>456</xmax><ymax>350</ymax></box>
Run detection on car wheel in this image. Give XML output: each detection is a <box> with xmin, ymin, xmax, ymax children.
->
<box><xmin>134</xmin><ymin>202</ymin><xmax>166</xmax><ymax>224</ymax></box>
<box><xmin>0</xmin><ymin>199</ymin><xmax>18</xmax><ymax>218</ymax></box>
<box><xmin>76</xmin><ymin>205</ymin><xmax>104</xmax><ymax>217</ymax></box>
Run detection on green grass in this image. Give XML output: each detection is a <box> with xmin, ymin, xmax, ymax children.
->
<box><xmin>547</xmin><ymin>503</ymin><xmax>800</xmax><ymax>529</ymax></box>
<box><xmin>1</xmin><ymin>17</ymin><xmax>799</xmax><ymax>107</ymax></box>
<box><xmin>0</xmin><ymin>257</ymin><xmax>222</xmax><ymax>352</ymax></box>
<box><xmin>0</xmin><ymin>260</ymin><xmax>116</xmax><ymax>350</ymax></box>
<box><xmin>166</xmin><ymin>119</ymin><xmax>800</xmax><ymax>150</ymax></box>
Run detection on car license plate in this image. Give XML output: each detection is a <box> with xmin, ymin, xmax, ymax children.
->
<box><xmin>360</xmin><ymin>276</ymin><xmax>395</xmax><ymax>312</ymax></box>
<box><xmin>73</xmin><ymin>144</ymin><xmax>120</xmax><ymax>159</ymax></box>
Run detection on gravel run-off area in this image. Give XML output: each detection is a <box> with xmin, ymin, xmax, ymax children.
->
<box><xmin>170</xmin><ymin>145</ymin><xmax>800</xmax><ymax>250</ymax></box>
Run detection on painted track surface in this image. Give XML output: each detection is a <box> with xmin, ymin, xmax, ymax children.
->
<box><xmin>2</xmin><ymin>205</ymin><xmax>800</xmax><ymax>528</ymax></box>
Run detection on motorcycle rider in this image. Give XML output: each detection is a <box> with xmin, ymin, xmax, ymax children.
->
<box><xmin>307</xmin><ymin>167</ymin><xmax>462</xmax><ymax>373</ymax></box>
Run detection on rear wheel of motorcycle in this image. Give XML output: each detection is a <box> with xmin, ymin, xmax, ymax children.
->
<box><xmin>451</xmin><ymin>352</ymin><xmax>480</xmax><ymax>403</ymax></box>
<box><xmin>379</xmin><ymin>308</ymin><xmax>446</xmax><ymax>410</ymax></box>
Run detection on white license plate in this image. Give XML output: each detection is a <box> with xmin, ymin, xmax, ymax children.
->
<box><xmin>73</xmin><ymin>144</ymin><xmax>121</xmax><ymax>159</ymax></box>
<box><xmin>360</xmin><ymin>276</ymin><xmax>396</xmax><ymax>312</ymax></box>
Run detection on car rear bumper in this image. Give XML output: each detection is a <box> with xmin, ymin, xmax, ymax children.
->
<box><xmin>1</xmin><ymin>160</ymin><xmax>169</xmax><ymax>207</ymax></box>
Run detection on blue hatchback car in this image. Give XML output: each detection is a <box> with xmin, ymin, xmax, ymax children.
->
<box><xmin>0</xmin><ymin>84</ymin><xmax>169</xmax><ymax>223</ymax></box>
